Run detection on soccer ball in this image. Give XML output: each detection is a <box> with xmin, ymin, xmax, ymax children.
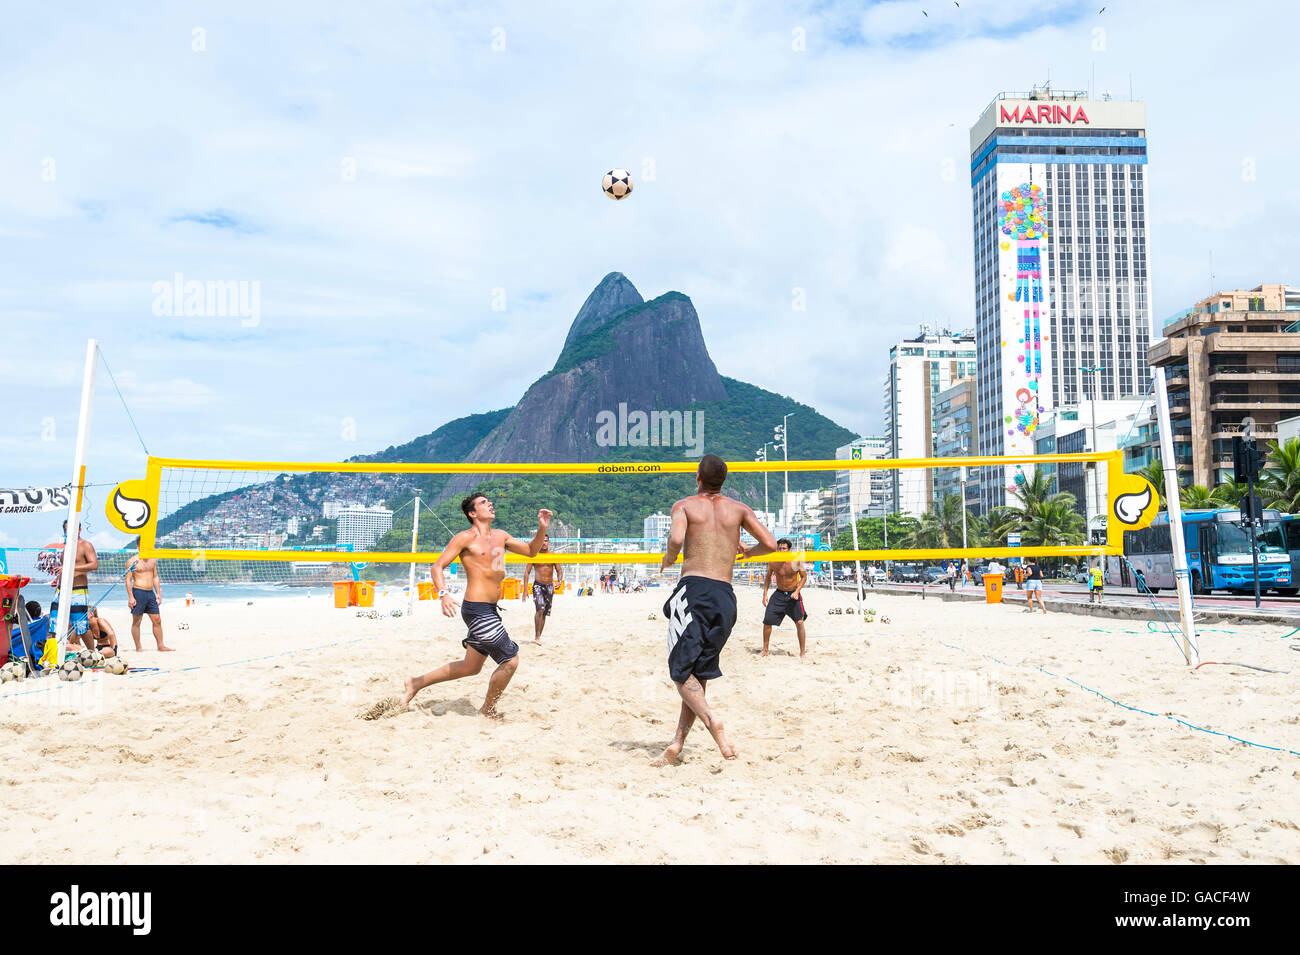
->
<box><xmin>602</xmin><ymin>169</ymin><xmax>632</xmax><ymax>200</ymax></box>
<box><xmin>1</xmin><ymin>660</ymin><xmax>26</xmax><ymax>683</ymax></box>
<box><xmin>78</xmin><ymin>648</ymin><xmax>104</xmax><ymax>668</ymax></box>
<box><xmin>58</xmin><ymin>658</ymin><xmax>85</xmax><ymax>682</ymax></box>
<box><xmin>105</xmin><ymin>656</ymin><xmax>129</xmax><ymax>675</ymax></box>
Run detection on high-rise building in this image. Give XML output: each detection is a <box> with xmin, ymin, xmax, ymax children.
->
<box><xmin>834</xmin><ymin>436</ymin><xmax>889</xmax><ymax>531</ymax></box>
<box><xmin>643</xmin><ymin>512</ymin><xmax>672</xmax><ymax>543</ymax></box>
<box><xmin>337</xmin><ymin>505</ymin><xmax>393</xmax><ymax>550</ymax></box>
<box><xmin>931</xmin><ymin>378</ymin><xmax>980</xmax><ymax>512</ymax></box>
<box><xmin>1146</xmin><ymin>283</ymin><xmax>1300</xmax><ymax>486</ymax></box>
<box><xmin>970</xmin><ymin>86</ymin><xmax>1150</xmax><ymax>509</ymax></box>
<box><xmin>884</xmin><ymin>327</ymin><xmax>977</xmax><ymax>516</ymax></box>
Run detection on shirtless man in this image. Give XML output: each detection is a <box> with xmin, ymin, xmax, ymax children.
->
<box><xmin>761</xmin><ymin>538</ymin><xmax>808</xmax><ymax>658</ymax></box>
<box><xmin>401</xmin><ymin>493</ymin><xmax>551</xmax><ymax>719</ymax></box>
<box><xmin>653</xmin><ymin>454</ymin><xmax>777</xmax><ymax>766</ymax></box>
<box><xmin>126</xmin><ymin>552</ymin><xmax>172</xmax><ymax>651</ymax></box>
<box><xmin>44</xmin><ymin>520</ymin><xmax>98</xmax><ymax>647</ymax></box>
<box><xmin>521</xmin><ymin>535</ymin><xmax>563</xmax><ymax>642</ymax></box>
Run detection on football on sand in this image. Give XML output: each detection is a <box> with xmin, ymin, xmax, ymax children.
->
<box><xmin>602</xmin><ymin>169</ymin><xmax>632</xmax><ymax>200</ymax></box>
<box><xmin>58</xmin><ymin>658</ymin><xmax>85</xmax><ymax>682</ymax></box>
<box><xmin>1</xmin><ymin>660</ymin><xmax>27</xmax><ymax>682</ymax></box>
<box><xmin>78</xmin><ymin>648</ymin><xmax>104</xmax><ymax>668</ymax></box>
<box><xmin>105</xmin><ymin>656</ymin><xmax>129</xmax><ymax>675</ymax></box>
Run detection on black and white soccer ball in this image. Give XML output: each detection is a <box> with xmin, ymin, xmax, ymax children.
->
<box><xmin>105</xmin><ymin>656</ymin><xmax>129</xmax><ymax>675</ymax></box>
<box><xmin>58</xmin><ymin>658</ymin><xmax>85</xmax><ymax>682</ymax></box>
<box><xmin>78</xmin><ymin>648</ymin><xmax>104</xmax><ymax>669</ymax></box>
<box><xmin>602</xmin><ymin>169</ymin><xmax>633</xmax><ymax>200</ymax></box>
<box><xmin>1</xmin><ymin>660</ymin><xmax>26</xmax><ymax>683</ymax></box>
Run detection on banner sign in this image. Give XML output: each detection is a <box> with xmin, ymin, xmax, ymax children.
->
<box><xmin>0</xmin><ymin>485</ymin><xmax>71</xmax><ymax>515</ymax></box>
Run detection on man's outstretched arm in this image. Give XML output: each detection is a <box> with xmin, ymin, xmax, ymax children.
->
<box><xmin>739</xmin><ymin>506</ymin><xmax>778</xmax><ymax>560</ymax></box>
<box><xmin>504</xmin><ymin>509</ymin><xmax>553</xmax><ymax>557</ymax></box>
<box><xmin>661</xmin><ymin>503</ymin><xmax>687</xmax><ymax>571</ymax></box>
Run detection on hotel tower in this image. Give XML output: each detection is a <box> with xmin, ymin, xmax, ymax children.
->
<box><xmin>969</xmin><ymin>86</ymin><xmax>1150</xmax><ymax>509</ymax></box>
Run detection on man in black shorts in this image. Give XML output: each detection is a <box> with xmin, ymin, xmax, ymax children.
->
<box><xmin>652</xmin><ymin>454</ymin><xmax>776</xmax><ymax>766</ymax></box>
<box><xmin>400</xmin><ymin>493</ymin><xmax>551</xmax><ymax>719</ymax></box>
<box><xmin>761</xmin><ymin>538</ymin><xmax>808</xmax><ymax>657</ymax></box>
<box><xmin>521</xmin><ymin>535</ymin><xmax>563</xmax><ymax>642</ymax></box>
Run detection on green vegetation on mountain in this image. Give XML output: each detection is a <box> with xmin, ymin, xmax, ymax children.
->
<box><xmin>544</xmin><ymin>292</ymin><xmax>691</xmax><ymax>379</ymax></box>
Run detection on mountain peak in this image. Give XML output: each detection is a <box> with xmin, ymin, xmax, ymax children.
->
<box><xmin>562</xmin><ymin>272</ymin><xmax>644</xmax><ymax>351</ymax></box>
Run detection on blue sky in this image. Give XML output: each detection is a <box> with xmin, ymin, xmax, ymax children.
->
<box><xmin>3</xmin><ymin>0</ymin><xmax>1297</xmax><ymax>548</ymax></box>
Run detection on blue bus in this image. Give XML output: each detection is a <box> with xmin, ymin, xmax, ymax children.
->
<box><xmin>1108</xmin><ymin>508</ymin><xmax>1293</xmax><ymax>596</ymax></box>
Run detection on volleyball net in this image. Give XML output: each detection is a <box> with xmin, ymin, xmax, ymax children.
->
<box><xmin>100</xmin><ymin>453</ymin><xmax>1160</xmax><ymax>570</ymax></box>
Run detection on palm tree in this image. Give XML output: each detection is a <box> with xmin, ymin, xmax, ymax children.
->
<box><xmin>1260</xmin><ymin>438</ymin><xmax>1300</xmax><ymax>513</ymax></box>
<box><xmin>1022</xmin><ymin>498</ymin><xmax>1086</xmax><ymax>547</ymax></box>
<box><xmin>1212</xmin><ymin>480</ymin><xmax>1248</xmax><ymax>507</ymax></box>
<box><xmin>1135</xmin><ymin>460</ymin><xmax>1165</xmax><ymax>505</ymax></box>
<box><xmin>1179</xmin><ymin>484</ymin><xmax>1219</xmax><ymax>509</ymax></box>
<box><xmin>905</xmin><ymin>493</ymin><xmax>986</xmax><ymax>549</ymax></box>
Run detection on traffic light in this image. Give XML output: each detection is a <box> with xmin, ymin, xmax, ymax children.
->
<box><xmin>1232</xmin><ymin>436</ymin><xmax>1269</xmax><ymax>483</ymax></box>
<box><xmin>1240</xmin><ymin>493</ymin><xmax>1264</xmax><ymax>525</ymax></box>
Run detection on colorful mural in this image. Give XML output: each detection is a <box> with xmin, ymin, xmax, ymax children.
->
<box><xmin>996</xmin><ymin>177</ymin><xmax>1050</xmax><ymax>491</ymax></box>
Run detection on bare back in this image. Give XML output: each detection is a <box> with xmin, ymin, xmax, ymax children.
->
<box><xmin>676</xmin><ymin>493</ymin><xmax>750</xmax><ymax>582</ymax></box>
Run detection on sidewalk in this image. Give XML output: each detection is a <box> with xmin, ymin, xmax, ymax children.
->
<box><xmin>814</xmin><ymin>581</ymin><xmax>1300</xmax><ymax>626</ymax></box>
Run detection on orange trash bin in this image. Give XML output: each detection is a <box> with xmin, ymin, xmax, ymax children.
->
<box><xmin>418</xmin><ymin>582</ymin><xmax>435</xmax><ymax>601</ymax></box>
<box><xmin>982</xmin><ymin>573</ymin><xmax>1003</xmax><ymax>604</ymax></box>
<box><xmin>356</xmin><ymin>581</ymin><xmax>376</xmax><ymax>608</ymax></box>
<box><xmin>333</xmin><ymin>581</ymin><xmax>352</xmax><ymax>608</ymax></box>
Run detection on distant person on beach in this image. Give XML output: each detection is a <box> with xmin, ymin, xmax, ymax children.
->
<box><xmin>521</xmin><ymin>535</ymin><xmax>563</xmax><ymax>642</ymax></box>
<box><xmin>1089</xmin><ymin>561</ymin><xmax>1105</xmax><ymax>605</ymax></box>
<box><xmin>761</xmin><ymin>538</ymin><xmax>808</xmax><ymax>658</ymax></box>
<box><xmin>1024</xmin><ymin>558</ymin><xmax>1047</xmax><ymax>614</ymax></box>
<box><xmin>653</xmin><ymin>454</ymin><xmax>776</xmax><ymax>766</ymax></box>
<box><xmin>126</xmin><ymin>553</ymin><xmax>173</xmax><ymax>651</ymax></box>
<box><xmin>44</xmin><ymin>521</ymin><xmax>97</xmax><ymax>646</ymax></box>
<box><xmin>401</xmin><ymin>494</ymin><xmax>551</xmax><ymax>719</ymax></box>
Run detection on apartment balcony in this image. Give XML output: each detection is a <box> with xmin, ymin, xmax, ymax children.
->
<box><xmin>1211</xmin><ymin>426</ymin><xmax>1278</xmax><ymax>441</ymax></box>
<box><xmin>1209</xmin><ymin>399</ymin><xmax>1300</xmax><ymax>412</ymax></box>
<box><xmin>1209</xmin><ymin>369</ymin><xmax>1300</xmax><ymax>383</ymax></box>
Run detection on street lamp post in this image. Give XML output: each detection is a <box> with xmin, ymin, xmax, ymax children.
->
<box><xmin>1080</xmin><ymin>365</ymin><xmax>1106</xmax><ymax>541</ymax></box>
<box><xmin>774</xmin><ymin>414</ymin><xmax>794</xmax><ymax>523</ymax></box>
<box><xmin>755</xmin><ymin>443</ymin><xmax>773</xmax><ymax>526</ymax></box>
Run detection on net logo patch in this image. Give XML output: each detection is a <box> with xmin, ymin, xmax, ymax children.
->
<box><xmin>49</xmin><ymin>885</ymin><xmax>151</xmax><ymax>935</ymax></box>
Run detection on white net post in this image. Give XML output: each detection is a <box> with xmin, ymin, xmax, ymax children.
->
<box><xmin>407</xmin><ymin>496</ymin><xmax>420</xmax><ymax>615</ymax></box>
<box><xmin>54</xmin><ymin>338</ymin><xmax>98</xmax><ymax>658</ymax></box>
<box><xmin>1154</xmin><ymin>367</ymin><xmax>1197</xmax><ymax>664</ymax></box>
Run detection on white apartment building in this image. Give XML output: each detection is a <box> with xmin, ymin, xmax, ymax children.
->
<box><xmin>884</xmin><ymin>328</ymin><xmax>978</xmax><ymax>517</ymax></box>
<box><xmin>337</xmin><ymin>505</ymin><xmax>394</xmax><ymax>550</ymax></box>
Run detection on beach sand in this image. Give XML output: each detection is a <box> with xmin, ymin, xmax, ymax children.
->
<box><xmin>3</xmin><ymin>584</ymin><xmax>1298</xmax><ymax>864</ymax></box>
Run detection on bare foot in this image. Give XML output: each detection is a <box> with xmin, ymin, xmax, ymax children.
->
<box><xmin>709</xmin><ymin>720</ymin><xmax>738</xmax><ymax>760</ymax></box>
<box><xmin>157</xmin><ymin>645</ymin><xmax>175</xmax><ymax>652</ymax></box>
<box><xmin>400</xmin><ymin>677</ymin><xmax>420</xmax><ymax>708</ymax></box>
<box><xmin>478</xmin><ymin>706</ymin><xmax>504</xmax><ymax>721</ymax></box>
<box><xmin>651</xmin><ymin>741</ymin><xmax>683</xmax><ymax>767</ymax></box>
<box><xmin>761</xmin><ymin>649</ymin><xmax>769</xmax><ymax>657</ymax></box>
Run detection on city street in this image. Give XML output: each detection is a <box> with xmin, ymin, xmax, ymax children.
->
<box><xmin>822</xmin><ymin>579</ymin><xmax>1300</xmax><ymax>619</ymax></box>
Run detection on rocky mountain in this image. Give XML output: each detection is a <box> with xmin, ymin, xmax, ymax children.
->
<box><xmin>458</xmin><ymin>276</ymin><xmax>729</xmax><ymax>467</ymax></box>
<box><xmin>159</xmin><ymin>273</ymin><xmax>857</xmax><ymax>548</ymax></box>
